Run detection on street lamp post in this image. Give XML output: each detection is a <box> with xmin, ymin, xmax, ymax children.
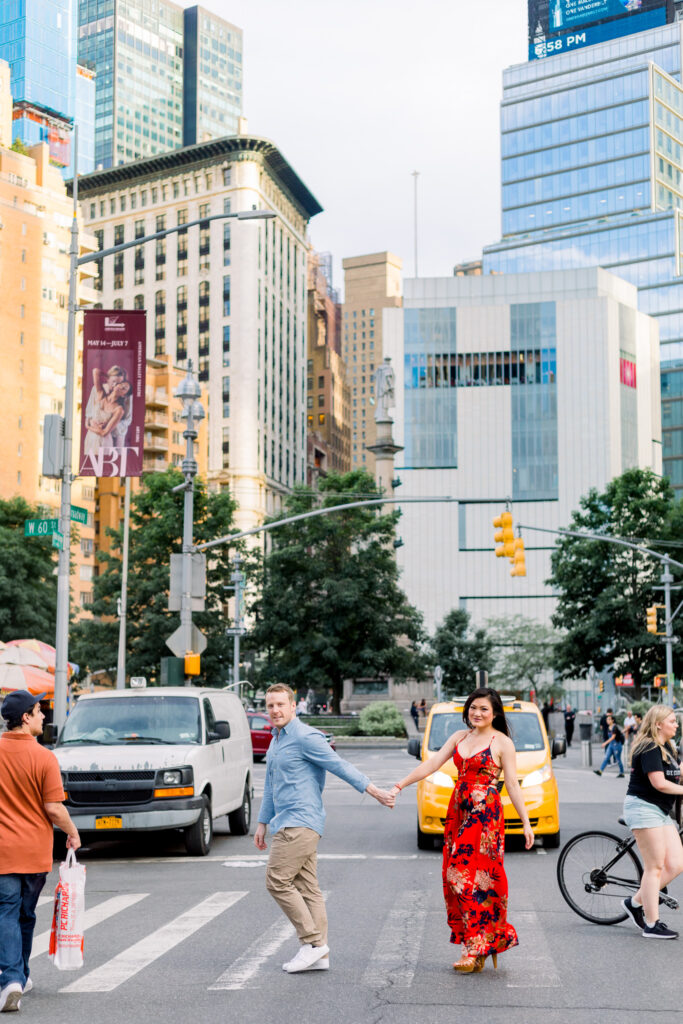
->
<box><xmin>172</xmin><ymin>364</ymin><xmax>204</xmax><ymax>678</ymax></box>
<box><xmin>53</xmin><ymin>183</ymin><xmax>274</xmax><ymax>729</ymax></box>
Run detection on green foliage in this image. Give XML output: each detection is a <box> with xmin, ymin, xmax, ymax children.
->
<box><xmin>430</xmin><ymin>609</ymin><xmax>493</xmax><ymax>697</ymax></box>
<box><xmin>626</xmin><ymin>699</ymin><xmax>654</xmax><ymax>717</ymax></box>
<box><xmin>70</xmin><ymin>469</ymin><xmax>239</xmax><ymax>684</ymax></box>
<box><xmin>0</xmin><ymin>497</ymin><xmax>58</xmax><ymax>641</ymax></box>
<box><xmin>358</xmin><ymin>701</ymin><xmax>406</xmax><ymax>737</ymax></box>
<box><xmin>10</xmin><ymin>137</ymin><xmax>28</xmax><ymax>155</ymax></box>
<box><xmin>486</xmin><ymin>615</ymin><xmax>563</xmax><ymax>701</ymax></box>
<box><xmin>548</xmin><ymin>468</ymin><xmax>683</xmax><ymax>698</ymax></box>
<box><xmin>248</xmin><ymin>471</ymin><xmax>427</xmax><ymax>712</ymax></box>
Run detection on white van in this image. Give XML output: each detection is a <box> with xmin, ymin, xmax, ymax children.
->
<box><xmin>52</xmin><ymin>687</ymin><xmax>253</xmax><ymax>856</ymax></box>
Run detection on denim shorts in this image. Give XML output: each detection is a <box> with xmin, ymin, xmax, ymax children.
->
<box><xmin>623</xmin><ymin>794</ymin><xmax>677</xmax><ymax>830</ymax></box>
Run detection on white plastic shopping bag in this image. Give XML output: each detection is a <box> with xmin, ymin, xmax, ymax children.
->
<box><xmin>49</xmin><ymin>849</ymin><xmax>86</xmax><ymax>970</ymax></box>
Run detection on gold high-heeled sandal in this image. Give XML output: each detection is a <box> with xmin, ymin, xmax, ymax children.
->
<box><xmin>475</xmin><ymin>953</ymin><xmax>498</xmax><ymax>971</ymax></box>
<box><xmin>453</xmin><ymin>954</ymin><xmax>484</xmax><ymax>973</ymax></box>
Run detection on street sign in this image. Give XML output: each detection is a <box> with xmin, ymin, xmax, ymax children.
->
<box><xmin>618</xmin><ymin>673</ymin><xmax>634</xmax><ymax>688</ymax></box>
<box><xmin>51</xmin><ymin>531</ymin><xmax>64</xmax><ymax>550</ymax></box>
<box><xmin>168</xmin><ymin>553</ymin><xmax>206</xmax><ymax>612</ymax></box>
<box><xmin>165</xmin><ymin>623</ymin><xmax>207</xmax><ymax>658</ymax></box>
<box><xmin>24</xmin><ymin>518</ymin><xmax>59</xmax><ymax>538</ymax></box>
<box><xmin>70</xmin><ymin>505</ymin><xmax>88</xmax><ymax>525</ymax></box>
<box><xmin>433</xmin><ymin>665</ymin><xmax>444</xmax><ymax>685</ymax></box>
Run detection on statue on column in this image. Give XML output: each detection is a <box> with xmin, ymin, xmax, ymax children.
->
<box><xmin>374</xmin><ymin>357</ymin><xmax>396</xmax><ymax>422</ymax></box>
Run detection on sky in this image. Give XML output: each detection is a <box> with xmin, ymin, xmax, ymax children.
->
<box><xmin>191</xmin><ymin>0</ymin><xmax>529</xmax><ymax>293</ymax></box>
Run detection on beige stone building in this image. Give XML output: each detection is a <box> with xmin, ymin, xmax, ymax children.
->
<box><xmin>342</xmin><ymin>252</ymin><xmax>402</xmax><ymax>475</ymax></box>
<box><xmin>0</xmin><ymin>60</ymin><xmax>99</xmax><ymax>616</ymax></box>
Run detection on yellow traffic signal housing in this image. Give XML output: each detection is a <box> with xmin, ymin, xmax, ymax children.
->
<box><xmin>646</xmin><ymin>605</ymin><xmax>664</xmax><ymax>635</ymax></box>
<box><xmin>510</xmin><ymin>537</ymin><xmax>526</xmax><ymax>577</ymax></box>
<box><xmin>598</xmin><ymin>679</ymin><xmax>605</xmax><ymax>693</ymax></box>
<box><xmin>184</xmin><ymin>651</ymin><xmax>201</xmax><ymax>676</ymax></box>
<box><xmin>493</xmin><ymin>511</ymin><xmax>515</xmax><ymax>559</ymax></box>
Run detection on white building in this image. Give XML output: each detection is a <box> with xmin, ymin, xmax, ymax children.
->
<box><xmin>75</xmin><ymin>133</ymin><xmax>322</xmax><ymax>533</ymax></box>
<box><xmin>383</xmin><ymin>268</ymin><xmax>661</xmax><ymax>633</ymax></box>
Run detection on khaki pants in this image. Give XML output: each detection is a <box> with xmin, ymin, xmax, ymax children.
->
<box><xmin>265</xmin><ymin>827</ymin><xmax>327</xmax><ymax>947</ymax></box>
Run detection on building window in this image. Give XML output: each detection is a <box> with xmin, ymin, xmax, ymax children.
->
<box><xmin>319</xmin><ymin>413</ymin><xmax>325</xmax><ymax>425</ymax></box>
<box><xmin>222</xmin><ymin>376</ymin><xmax>230</xmax><ymax>418</ymax></box>
<box><xmin>222</xmin><ymin>426</ymin><xmax>230</xmax><ymax>468</ymax></box>
<box><xmin>223</xmin><ymin>223</ymin><xmax>231</xmax><ymax>266</ymax></box>
<box><xmin>223</xmin><ymin>275</ymin><xmax>231</xmax><ymax>317</ymax></box>
<box><xmin>134</xmin><ymin>294</ymin><xmax>144</xmax><ymax>310</ymax></box>
<box><xmin>223</xmin><ymin>166</ymin><xmax>231</xmax><ymax>186</ymax></box>
<box><xmin>177</xmin><ymin>208</ymin><xmax>188</xmax><ymax>277</ymax></box>
<box><xmin>223</xmin><ymin>325</ymin><xmax>230</xmax><ymax>367</ymax></box>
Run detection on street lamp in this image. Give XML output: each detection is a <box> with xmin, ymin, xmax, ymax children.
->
<box><xmin>51</xmin><ymin>130</ymin><xmax>276</xmax><ymax>729</ymax></box>
<box><xmin>172</xmin><ymin>363</ymin><xmax>204</xmax><ymax>677</ymax></box>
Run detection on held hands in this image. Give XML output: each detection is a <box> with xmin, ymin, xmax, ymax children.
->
<box><xmin>366</xmin><ymin>783</ymin><xmax>396</xmax><ymax>808</ymax></box>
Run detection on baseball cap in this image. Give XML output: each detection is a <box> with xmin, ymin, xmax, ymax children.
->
<box><xmin>1</xmin><ymin>690</ymin><xmax>47</xmax><ymax>721</ymax></box>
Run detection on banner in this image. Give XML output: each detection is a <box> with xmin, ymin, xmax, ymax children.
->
<box><xmin>528</xmin><ymin>0</ymin><xmax>670</xmax><ymax>59</ymax></box>
<box><xmin>79</xmin><ymin>310</ymin><xmax>146</xmax><ymax>478</ymax></box>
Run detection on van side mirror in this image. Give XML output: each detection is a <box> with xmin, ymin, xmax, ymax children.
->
<box><xmin>214</xmin><ymin>721</ymin><xmax>231</xmax><ymax>739</ymax></box>
<box><xmin>407</xmin><ymin>738</ymin><xmax>421</xmax><ymax>759</ymax></box>
<box><xmin>552</xmin><ymin>737</ymin><xmax>566</xmax><ymax>759</ymax></box>
<box><xmin>43</xmin><ymin>724</ymin><xmax>59</xmax><ymax>745</ymax></box>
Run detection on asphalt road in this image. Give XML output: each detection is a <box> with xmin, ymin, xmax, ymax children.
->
<box><xmin>23</xmin><ymin>741</ymin><xmax>683</xmax><ymax>1024</ymax></box>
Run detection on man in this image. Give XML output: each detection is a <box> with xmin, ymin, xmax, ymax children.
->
<box><xmin>599</xmin><ymin>707</ymin><xmax>614</xmax><ymax>743</ymax></box>
<box><xmin>0</xmin><ymin>690</ymin><xmax>80</xmax><ymax>1012</ymax></box>
<box><xmin>254</xmin><ymin>684</ymin><xmax>394</xmax><ymax>974</ymax></box>
<box><xmin>623</xmin><ymin>707</ymin><xmax>637</xmax><ymax>767</ymax></box>
<box><xmin>564</xmin><ymin>705</ymin><xmax>576</xmax><ymax>747</ymax></box>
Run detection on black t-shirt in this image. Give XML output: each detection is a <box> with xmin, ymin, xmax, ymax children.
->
<box><xmin>627</xmin><ymin>742</ymin><xmax>681</xmax><ymax>814</ymax></box>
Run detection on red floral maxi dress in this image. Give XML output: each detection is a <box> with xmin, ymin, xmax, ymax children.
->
<box><xmin>442</xmin><ymin>741</ymin><xmax>518</xmax><ymax>958</ymax></box>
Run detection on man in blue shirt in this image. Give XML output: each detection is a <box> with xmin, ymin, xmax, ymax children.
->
<box><xmin>254</xmin><ymin>683</ymin><xmax>394</xmax><ymax>974</ymax></box>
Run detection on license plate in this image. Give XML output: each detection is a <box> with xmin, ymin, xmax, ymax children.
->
<box><xmin>95</xmin><ymin>816</ymin><xmax>123</xmax><ymax>830</ymax></box>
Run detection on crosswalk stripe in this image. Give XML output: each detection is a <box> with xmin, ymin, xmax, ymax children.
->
<box><xmin>31</xmin><ymin>893</ymin><xmax>148</xmax><ymax>960</ymax></box>
<box><xmin>209</xmin><ymin>918</ymin><xmax>295</xmax><ymax>990</ymax></box>
<box><xmin>61</xmin><ymin>891</ymin><xmax>247</xmax><ymax>993</ymax></box>
<box><xmin>505</xmin><ymin>910</ymin><xmax>561</xmax><ymax>988</ymax></box>
<box><xmin>362</xmin><ymin>890</ymin><xmax>426</xmax><ymax>988</ymax></box>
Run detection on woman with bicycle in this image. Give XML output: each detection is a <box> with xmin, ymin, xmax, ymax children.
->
<box><xmin>621</xmin><ymin>705</ymin><xmax>683</xmax><ymax>939</ymax></box>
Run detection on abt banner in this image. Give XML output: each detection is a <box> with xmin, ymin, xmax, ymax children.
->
<box><xmin>79</xmin><ymin>310</ymin><xmax>147</xmax><ymax>478</ymax></box>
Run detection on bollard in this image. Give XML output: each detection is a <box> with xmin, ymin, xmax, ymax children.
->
<box><xmin>581</xmin><ymin>739</ymin><xmax>592</xmax><ymax>767</ymax></box>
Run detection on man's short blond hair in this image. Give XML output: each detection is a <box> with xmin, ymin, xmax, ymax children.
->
<box><xmin>265</xmin><ymin>683</ymin><xmax>296</xmax><ymax>702</ymax></box>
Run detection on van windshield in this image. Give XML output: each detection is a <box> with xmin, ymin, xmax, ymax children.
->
<box><xmin>427</xmin><ymin>712</ymin><xmax>545</xmax><ymax>753</ymax></box>
<box><xmin>57</xmin><ymin>696</ymin><xmax>202</xmax><ymax>746</ymax></box>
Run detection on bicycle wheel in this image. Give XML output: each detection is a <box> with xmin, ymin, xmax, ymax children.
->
<box><xmin>557</xmin><ymin>830</ymin><xmax>642</xmax><ymax>925</ymax></box>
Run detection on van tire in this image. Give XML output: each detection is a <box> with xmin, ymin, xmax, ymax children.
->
<box><xmin>543</xmin><ymin>830</ymin><xmax>561</xmax><ymax>849</ymax></box>
<box><xmin>184</xmin><ymin>795</ymin><xmax>213</xmax><ymax>856</ymax></box>
<box><xmin>228</xmin><ymin>783</ymin><xmax>252</xmax><ymax>835</ymax></box>
<box><xmin>417</xmin><ymin>823</ymin><xmax>437</xmax><ymax>851</ymax></box>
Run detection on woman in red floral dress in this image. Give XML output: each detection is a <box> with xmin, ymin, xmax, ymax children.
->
<box><xmin>391</xmin><ymin>687</ymin><xmax>534</xmax><ymax>973</ymax></box>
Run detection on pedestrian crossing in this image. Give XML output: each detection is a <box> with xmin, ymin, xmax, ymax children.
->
<box><xmin>29</xmin><ymin>884</ymin><xmax>563</xmax><ymax>995</ymax></box>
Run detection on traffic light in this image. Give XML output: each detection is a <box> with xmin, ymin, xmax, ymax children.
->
<box><xmin>184</xmin><ymin>651</ymin><xmax>201</xmax><ymax>676</ymax></box>
<box><xmin>646</xmin><ymin>605</ymin><xmax>662</xmax><ymax>634</ymax></box>
<box><xmin>598</xmin><ymin>679</ymin><xmax>604</xmax><ymax>693</ymax></box>
<box><xmin>510</xmin><ymin>537</ymin><xmax>526</xmax><ymax>577</ymax></box>
<box><xmin>493</xmin><ymin>511</ymin><xmax>515</xmax><ymax>559</ymax></box>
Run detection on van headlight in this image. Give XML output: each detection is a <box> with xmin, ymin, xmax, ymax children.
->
<box><xmin>162</xmin><ymin>770</ymin><xmax>182</xmax><ymax>786</ymax></box>
<box><xmin>521</xmin><ymin>765</ymin><xmax>552</xmax><ymax>788</ymax></box>
<box><xmin>428</xmin><ymin>771</ymin><xmax>455</xmax><ymax>788</ymax></box>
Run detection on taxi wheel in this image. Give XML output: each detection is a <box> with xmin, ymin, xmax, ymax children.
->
<box><xmin>543</xmin><ymin>830</ymin><xmax>561</xmax><ymax>849</ymax></box>
<box><xmin>417</xmin><ymin>823</ymin><xmax>438</xmax><ymax>851</ymax></box>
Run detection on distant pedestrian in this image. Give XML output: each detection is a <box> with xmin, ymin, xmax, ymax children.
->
<box><xmin>541</xmin><ymin>702</ymin><xmax>550</xmax><ymax>731</ymax></box>
<box><xmin>594</xmin><ymin>715</ymin><xmax>625</xmax><ymax>777</ymax></box>
<box><xmin>599</xmin><ymin>707</ymin><xmax>614</xmax><ymax>742</ymax></box>
<box><xmin>623</xmin><ymin>708</ymin><xmax>637</xmax><ymax>766</ymax></box>
<box><xmin>621</xmin><ymin>706</ymin><xmax>683</xmax><ymax>939</ymax></box>
<box><xmin>0</xmin><ymin>690</ymin><xmax>81</xmax><ymax>1012</ymax></box>
<box><xmin>410</xmin><ymin>702</ymin><xmax>419</xmax><ymax>729</ymax></box>
<box><xmin>296</xmin><ymin>698</ymin><xmax>307</xmax><ymax>717</ymax></box>
<box><xmin>418</xmin><ymin>698</ymin><xmax>427</xmax><ymax>718</ymax></box>
<box><xmin>254</xmin><ymin>684</ymin><xmax>394</xmax><ymax>973</ymax></box>
<box><xmin>564</xmin><ymin>706</ymin><xmax>576</xmax><ymax>747</ymax></box>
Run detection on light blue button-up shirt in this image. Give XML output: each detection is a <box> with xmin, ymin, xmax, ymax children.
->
<box><xmin>257</xmin><ymin>716</ymin><xmax>370</xmax><ymax>837</ymax></box>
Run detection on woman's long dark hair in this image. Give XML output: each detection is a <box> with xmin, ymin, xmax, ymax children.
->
<box><xmin>462</xmin><ymin>687</ymin><xmax>511</xmax><ymax>737</ymax></box>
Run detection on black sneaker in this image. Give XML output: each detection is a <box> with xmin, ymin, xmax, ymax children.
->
<box><xmin>621</xmin><ymin>897</ymin><xmax>645</xmax><ymax>931</ymax></box>
<box><xmin>617</xmin><ymin>773</ymin><xmax>625</xmax><ymax>778</ymax></box>
<box><xmin>643</xmin><ymin>920</ymin><xmax>678</xmax><ymax>940</ymax></box>
<box><xmin>593</xmin><ymin>770</ymin><xmax>602</xmax><ymax>776</ymax></box>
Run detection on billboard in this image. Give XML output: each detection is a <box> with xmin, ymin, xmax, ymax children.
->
<box><xmin>79</xmin><ymin>310</ymin><xmax>147</xmax><ymax>478</ymax></box>
<box><xmin>528</xmin><ymin>0</ymin><xmax>671</xmax><ymax>60</ymax></box>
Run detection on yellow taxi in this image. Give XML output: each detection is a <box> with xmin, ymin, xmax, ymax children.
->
<box><xmin>407</xmin><ymin>697</ymin><xmax>563</xmax><ymax>850</ymax></box>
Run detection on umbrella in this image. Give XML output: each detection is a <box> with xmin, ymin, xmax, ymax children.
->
<box><xmin>5</xmin><ymin>639</ymin><xmax>76</xmax><ymax>678</ymax></box>
<box><xmin>0</xmin><ymin>647</ymin><xmax>51</xmax><ymax>670</ymax></box>
<box><xmin>0</xmin><ymin>664</ymin><xmax>55</xmax><ymax>696</ymax></box>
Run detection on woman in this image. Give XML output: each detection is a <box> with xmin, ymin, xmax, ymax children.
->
<box><xmin>83</xmin><ymin>369</ymin><xmax>131</xmax><ymax>455</ymax></box>
<box><xmin>410</xmin><ymin>701</ymin><xmax>420</xmax><ymax>729</ymax></box>
<box><xmin>391</xmin><ymin>687</ymin><xmax>534</xmax><ymax>973</ymax></box>
<box><xmin>621</xmin><ymin>705</ymin><xmax>683</xmax><ymax>939</ymax></box>
<box><xmin>594</xmin><ymin>714</ymin><xmax>625</xmax><ymax>777</ymax></box>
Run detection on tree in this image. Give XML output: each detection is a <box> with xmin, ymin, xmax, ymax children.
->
<box><xmin>0</xmin><ymin>497</ymin><xmax>58</xmax><ymax>640</ymax></box>
<box><xmin>71</xmin><ymin>469</ymin><xmax>239</xmax><ymax>683</ymax></box>
<box><xmin>10</xmin><ymin>138</ymin><xmax>28</xmax><ymax>156</ymax></box>
<box><xmin>248</xmin><ymin>471</ymin><xmax>427</xmax><ymax>712</ymax></box>
<box><xmin>486</xmin><ymin>615</ymin><xmax>562</xmax><ymax>701</ymax></box>
<box><xmin>548</xmin><ymin>468</ymin><xmax>683</xmax><ymax>697</ymax></box>
<box><xmin>429</xmin><ymin>609</ymin><xmax>493</xmax><ymax>697</ymax></box>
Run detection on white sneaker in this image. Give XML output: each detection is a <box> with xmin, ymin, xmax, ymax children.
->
<box><xmin>22</xmin><ymin>980</ymin><xmax>32</xmax><ymax>994</ymax></box>
<box><xmin>0</xmin><ymin>983</ymin><xmax>22</xmax><ymax>1013</ymax></box>
<box><xmin>307</xmin><ymin>956</ymin><xmax>330</xmax><ymax>971</ymax></box>
<box><xmin>282</xmin><ymin>943</ymin><xmax>330</xmax><ymax>973</ymax></box>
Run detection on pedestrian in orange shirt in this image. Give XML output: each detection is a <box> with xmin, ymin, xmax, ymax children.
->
<box><xmin>0</xmin><ymin>690</ymin><xmax>80</xmax><ymax>1013</ymax></box>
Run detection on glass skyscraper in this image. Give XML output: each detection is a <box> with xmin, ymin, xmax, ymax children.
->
<box><xmin>483</xmin><ymin>21</ymin><xmax>683</xmax><ymax>491</ymax></box>
<box><xmin>77</xmin><ymin>1</ymin><xmax>243</xmax><ymax>170</ymax></box>
<box><xmin>0</xmin><ymin>0</ymin><xmax>94</xmax><ymax>175</ymax></box>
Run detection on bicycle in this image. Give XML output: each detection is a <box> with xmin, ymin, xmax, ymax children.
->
<box><xmin>556</xmin><ymin>817</ymin><xmax>682</xmax><ymax>925</ymax></box>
